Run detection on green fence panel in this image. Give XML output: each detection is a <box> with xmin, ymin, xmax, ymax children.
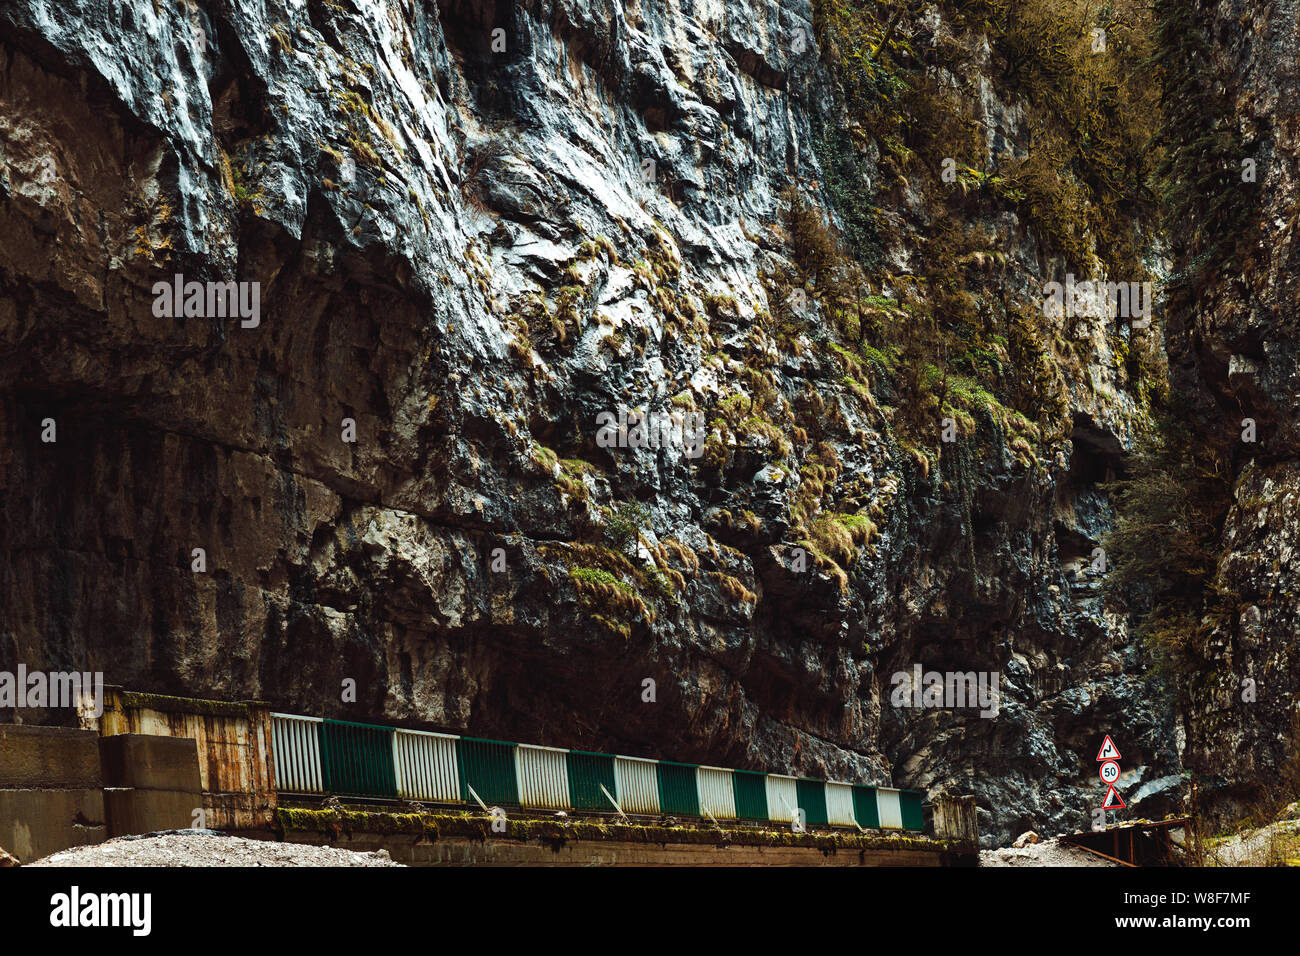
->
<box><xmin>320</xmin><ymin>719</ymin><xmax>397</xmax><ymax>799</ymax></box>
<box><xmin>853</xmin><ymin>785</ymin><xmax>881</xmax><ymax>829</ymax></box>
<box><xmin>796</xmin><ymin>778</ymin><xmax>829</xmax><ymax>826</ymax></box>
<box><xmin>457</xmin><ymin>737</ymin><xmax>519</xmax><ymax>806</ymax></box>
<box><xmin>900</xmin><ymin>790</ymin><xmax>925</xmax><ymax>831</ymax></box>
<box><xmin>566</xmin><ymin>751</ymin><xmax>617</xmax><ymax>811</ymax></box>
<box><xmin>732</xmin><ymin>770</ymin><xmax>769</xmax><ymax>821</ymax></box>
<box><xmin>656</xmin><ymin>761</ymin><xmax>700</xmax><ymax>816</ymax></box>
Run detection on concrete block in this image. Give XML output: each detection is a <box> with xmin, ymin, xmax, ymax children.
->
<box><xmin>0</xmin><ymin>788</ymin><xmax>106</xmax><ymax>864</ymax></box>
<box><xmin>99</xmin><ymin>734</ymin><xmax>202</xmax><ymax>792</ymax></box>
<box><xmin>103</xmin><ymin>788</ymin><xmax>203</xmax><ymax>837</ymax></box>
<box><xmin>0</xmin><ymin>724</ymin><xmax>103</xmax><ymax>789</ymax></box>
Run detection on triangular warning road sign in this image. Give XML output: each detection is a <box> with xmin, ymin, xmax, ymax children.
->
<box><xmin>1103</xmin><ymin>785</ymin><xmax>1126</xmax><ymax>810</ymax></box>
<box><xmin>1096</xmin><ymin>735</ymin><xmax>1121</xmax><ymax>761</ymax></box>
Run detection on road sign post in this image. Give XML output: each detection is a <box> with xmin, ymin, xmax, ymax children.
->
<box><xmin>1096</xmin><ymin>735</ymin><xmax>1124</xmax><ymax>818</ymax></box>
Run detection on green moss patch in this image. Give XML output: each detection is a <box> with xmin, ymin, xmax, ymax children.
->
<box><xmin>273</xmin><ymin>807</ymin><xmax>951</xmax><ymax>853</ymax></box>
<box><xmin>118</xmin><ymin>691</ymin><xmax>251</xmax><ymax>719</ymax></box>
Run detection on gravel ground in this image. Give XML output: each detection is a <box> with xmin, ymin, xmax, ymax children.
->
<box><xmin>980</xmin><ymin>838</ymin><xmax>1118</xmax><ymax>867</ymax></box>
<box><xmin>27</xmin><ymin>830</ymin><xmax>404</xmax><ymax>867</ymax></box>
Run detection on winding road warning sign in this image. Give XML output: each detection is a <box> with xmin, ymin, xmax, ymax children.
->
<box><xmin>1103</xmin><ymin>785</ymin><xmax>1126</xmax><ymax>809</ymax></box>
<box><xmin>1096</xmin><ymin>735</ymin><xmax>1121</xmax><ymax>761</ymax></box>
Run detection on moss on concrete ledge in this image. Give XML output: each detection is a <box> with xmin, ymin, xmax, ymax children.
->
<box><xmin>272</xmin><ymin>807</ymin><xmax>954</xmax><ymax>853</ymax></box>
<box><xmin>118</xmin><ymin>691</ymin><xmax>252</xmax><ymax>719</ymax></box>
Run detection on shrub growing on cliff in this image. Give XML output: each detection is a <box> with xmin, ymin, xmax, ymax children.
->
<box><xmin>1102</xmin><ymin>407</ymin><xmax>1235</xmax><ymax>675</ymax></box>
<box><xmin>604</xmin><ymin>502</ymin><xmax>649</xmax><ymax>552</ymax></box>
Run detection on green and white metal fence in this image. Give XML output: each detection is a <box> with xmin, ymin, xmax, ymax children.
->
<box><xmin>269</xmin><ymin>713</ymin><xmax>926</xmax><ymax>832</ymax></box>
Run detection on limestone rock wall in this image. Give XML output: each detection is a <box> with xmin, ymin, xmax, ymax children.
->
<box><xmin>0</xmin><ymin>0</ymin><xmax>1192</xmax><ymax>845</ymax></box>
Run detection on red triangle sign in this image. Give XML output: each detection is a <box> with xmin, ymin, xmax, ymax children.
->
<box><xmin>1096</xmin><ymin>735</ymin><xmax>1121</xmax><ymax>761</ymax></box>
<box><xmin>1103</xmin><ymin>785</ymin><xmax>1126</xmax><ymax>810</ymax></box>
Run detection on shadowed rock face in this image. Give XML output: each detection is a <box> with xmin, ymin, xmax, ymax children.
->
<box><xmin>1160</xmin><ymin>0</ymin><xmax>1300</xmax><ymax>823</ymax></box>
<box><xmin>0</xmin><ymin>0</ymin><xmax>1194</xmax><ymax>845</ymax></box>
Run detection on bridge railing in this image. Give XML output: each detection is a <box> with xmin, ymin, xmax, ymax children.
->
<box><xmin>269</xmin><ymin>713</ymin><xmax>925</xmax><ymax>832</ymax></box>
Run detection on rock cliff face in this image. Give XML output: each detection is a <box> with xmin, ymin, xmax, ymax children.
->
<box><xmin>1155</xmin><ymin>0</ymin><xmax>1300</xmax><ymax>822</ymax></box>
<box><xmin>0</xmin><ymin>0</ymin><xmax>1211</xmax><ymax>845</ymax></box>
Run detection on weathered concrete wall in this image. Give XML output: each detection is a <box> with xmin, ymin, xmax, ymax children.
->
<box><xmin>270</xmin><ymin>831</ymin><xmax>949</xmax><ymax>866</ymax></box>
<box><xmin>99</xmin><ymin>733</ymin><xmax>204</xmax><ymax>836</ymax></box>
<box><xmin>932</xmin><ymin>793</ymin><xmax>980</xmax><ymax>849</ymax></box>
<box><xmin>97</xmin><ymin>688</ymin><xmax>277</xmax><ymax>829</ymax></box>
<box><xmin>2</xmin><ymin>722</ymin><xmax>231</xmax><ymax>859</ymax></box>
<box><xmin>0</xmin><ymin>724</ymin><xmax>106</xmax><ymax>863</ymax></box>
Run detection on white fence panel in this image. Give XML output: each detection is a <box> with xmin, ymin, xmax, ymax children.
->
<box><xmin>826</xmin><ymin>782</ymin><xmax>857</xmax><ymax>827</ymax></box>
<box><xmin>765</xmin><ymin>774</ymin><xmax>800</xmax><ymax>824</ymax></box>
<box><xmin>697</xmin><ymin>767</ymin><xmax>737</xmax><ymax>820</ymax></box>
<box><xmin>614</xmin><ymin>756</ymin><xmax>661</xmax><ymax>815</ymax></box>
<box><xmin>270</xmin><ymin>714</ymin><xmax>324</xmax><ymax>794</ymax></box>
<box><xmin>393</xmin><ymin>729</ymin><xmax>460</xmax><ymax>802</ymax></box>
<box><xmin>877</xmin><ymin>787</ymin><xmax>904</xmax><ymax>829</ymax></box>
<box><xmin>515</xmin><ymin>744</ymin><xmax>571</xmax><ymax>810</ymax></box>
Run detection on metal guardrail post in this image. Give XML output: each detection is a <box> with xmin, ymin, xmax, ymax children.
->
<box><xmin>466</xmin><ymin>784</ymin><xmax>489</xmax><ymax>813</ymax></box>
<box><xmin>600</xmin><ymin>783</ymin><xmax>630</xmax><ymax>823</ymax></box>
